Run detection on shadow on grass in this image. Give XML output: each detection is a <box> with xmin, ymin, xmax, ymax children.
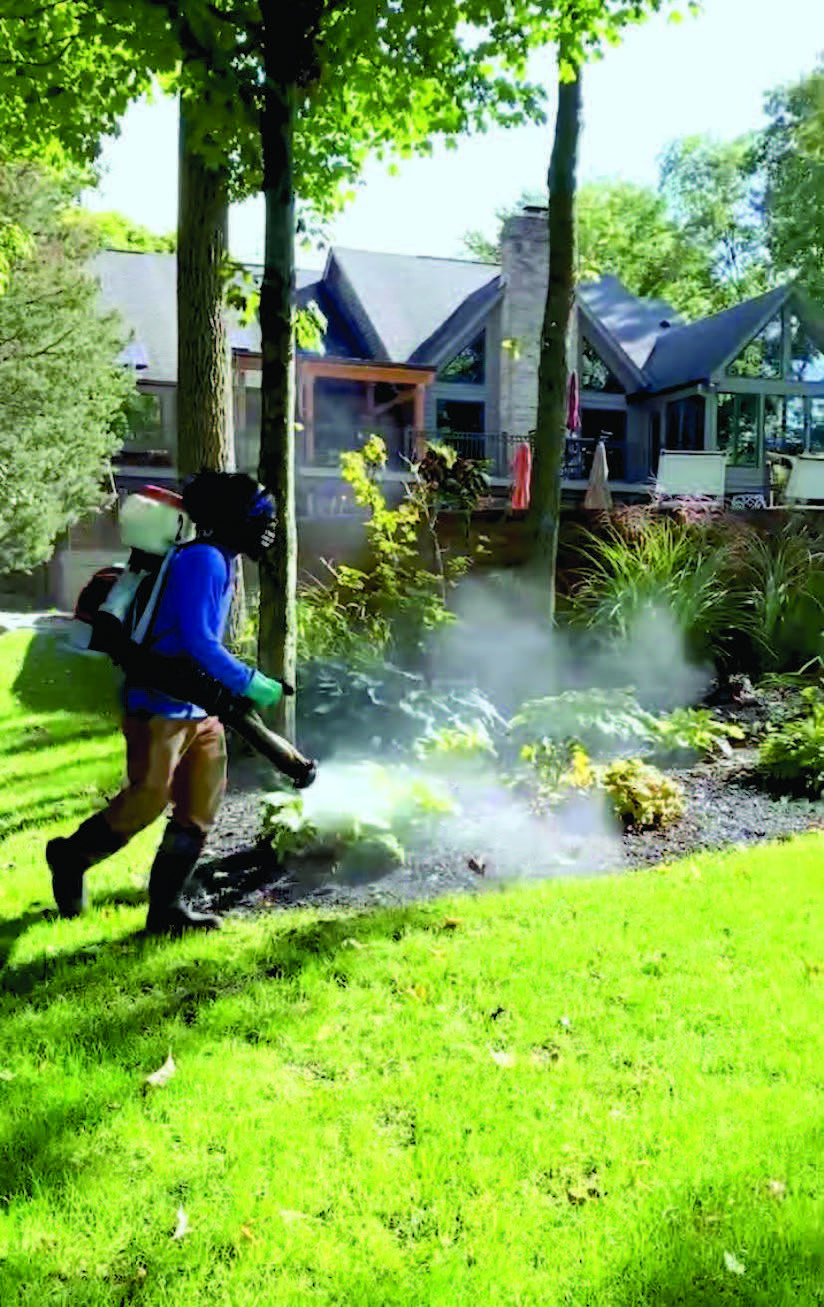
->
<box><xmin>10</xmin><ymin>632</ymin><xmax>121</xmax><ymax>722</ymax></box>
<box><xmin>0</xmin><ymin>899</ymin><xmax>433</xmax><ymax>1204</ymax></box>
<box><xmin>608</xmin><ymin>1227</ymin><xmax>824</xmax><ymax>1306</ymax></box>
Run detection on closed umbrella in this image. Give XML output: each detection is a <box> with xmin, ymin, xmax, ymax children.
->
<box><xmin>566</xmin><ymin>369</ymin><xmax>581</xmax><ymax>434</ymax></box>
<box><xmin>511</xmin><ymin>441</ymin><xmax>532</xmax><ymax>510</ymax></box>
<box><xmin>584</xmin><ymin>439</ymin><xmax>612</xmax><ymax>511</ymax></box>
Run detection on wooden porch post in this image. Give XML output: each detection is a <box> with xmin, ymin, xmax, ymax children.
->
<box><xmin>302</xmin><ymin>368</ymin><xmax>315</xmax><ymax>464</ymax></box>
<box><xmin>413</xmin><ymin>383</ymin><xmax>427</xmax><ymax>458</ymax></box>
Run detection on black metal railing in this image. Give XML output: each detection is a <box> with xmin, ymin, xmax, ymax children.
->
<box><xmin>401</xmin><ymin>430</ymin><xmax>626</xmax><ymax>481</ymax></box>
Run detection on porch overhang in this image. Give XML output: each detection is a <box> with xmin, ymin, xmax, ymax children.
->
<box><xmin>298</xmin><ymin>357</ymin><xmax>436</xmax><ymax>387</ymax></box>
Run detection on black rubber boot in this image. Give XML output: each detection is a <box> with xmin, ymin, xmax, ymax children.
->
<box><xmin>145</xmin><ymin>820</ymin><xmax>220</xmax><ymax>937</ymax></box>
<box><xmin>46</xmin><ymin>812</ymin><xmax>127</xmax><ymax>919</ymax></box>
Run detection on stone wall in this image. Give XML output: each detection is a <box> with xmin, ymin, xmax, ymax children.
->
<box><xmin>498</xmin><ymin>207</ymin><xmax>578</xmax><ymax>436</ymax></box>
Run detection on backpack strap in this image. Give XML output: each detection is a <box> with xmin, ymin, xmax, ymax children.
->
<box><xmin>128</xmin><ymin>547</ymin><xmax>178</xmax><ymax>647</ymax></box>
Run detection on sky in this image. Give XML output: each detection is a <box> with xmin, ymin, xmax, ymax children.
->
<box><xmin>83</xmin><ymin>0</ymin><xmax>824</xmax><ymax>270</ymax></box>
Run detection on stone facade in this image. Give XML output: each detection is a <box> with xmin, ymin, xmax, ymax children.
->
<box><xmin>498</xmin><ymin>207</ymin><xmax>578</xmax><ymax>436</ymax></box>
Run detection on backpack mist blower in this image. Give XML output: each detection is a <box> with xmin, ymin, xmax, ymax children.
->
<box><xmin>70</xmin><ymin>485</ymin><xmax>317</xmax><ymax>790</ymax></box>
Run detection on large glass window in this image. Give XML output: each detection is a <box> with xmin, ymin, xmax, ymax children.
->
<box><xmin>811</xmin><ymin>399</ymin><xmax>824</xmax><ymax>454</ymax></box>
<box><xmin>580</xmin><ymin>338</ymin><xmax>624</xmax><ymax>393</ymax></box>
<box><xmin>764</xmin><ymin>395</ymin><xmax>806</xmax><ymax>455</ymax></box>
<box><xmin>665</xmin><ymin>396</ymin><xmax>705</xmax><ymax>452</ymax></box>
<box><xmin>789</xmin><ymin>314</ymin><xmax>824</xmax><ymax>382</ymax></box>
<box><xmin>727</xmin><ymin>315</ymin><xmax>783</xmax><ymax>380</ymax></box>
<box><xmin>438</xmin><ymin>332</ymin><xmax>485</xmax><ymax>384</ymax></box>
<box><xmin>436</xmin><ymin>399</ymin><xmax>485</xmax><ymax>434</ymax></box>
<box><xmin>717</xmin><ymin>393</ymin><xmax>759</xmax><ymax>465</ymax></box>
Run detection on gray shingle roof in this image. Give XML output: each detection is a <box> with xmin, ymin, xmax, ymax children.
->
<box><xmin>577</xmin><ymin>276</ymin><xmax>683</xmax><ymax>372</ymax></box>
<box><xmin>93</xmin><ymin>250</ymin><xmax>177</xmax><ymax>383</ymax></box>
<box><xmin>644</xmin><ymin>285</ymin><xmax>790</xmax><ymax>391</ymax></box>
<box><xmin>329</xmin><ymin>247</ymin><xmax>502</xmax><ymax>363</ymax></box>
<box><xmin>92</xmin><ymin>252</ymin><xmax>321</xmax><ymax>379</ymax></box>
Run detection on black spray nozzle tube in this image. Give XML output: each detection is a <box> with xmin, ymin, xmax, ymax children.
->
<box><xmin>102</xmin><ymin>631</ymin><xmax>317</xmax><ymax>789</ymax></box>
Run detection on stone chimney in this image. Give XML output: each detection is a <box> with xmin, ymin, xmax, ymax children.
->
<box><xmin>498</xmin><ymin>204</ymin><xmax>578</xmax><ymax>436</ymax></box>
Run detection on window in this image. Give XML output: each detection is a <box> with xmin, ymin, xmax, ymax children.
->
<box><xmin>436</xmin><ymin>399</ymin><xmax>485</xmax><ymax>435</ymax></box>
<box><xmin>717</xmin><ymin>393</ymin><xmax>759</xmax><ymax>466</ymax></box>
<box><xmin>580</xmin><ymin>338</ymin><xmax>624</xmax><ymax>393</ymax></box>
<box><xmin>811</xmin><ymin>399</ymin><xmax>824</xmax><ymax>454</ymax></box>
<box><xmin>727</xmin><ymin>315</ymin><xmax>783</xmax><ymax>380</ymax></box>
<box><xmin>764</xmin><ymin>395</ymin><xmax>806</xmax><ymax>455</ymax></box>
<box><xmin>125</xmin><ymin>391</ymin><xmax>163</xmax><ymax>444</ymax></box>
<box><xmin>665</xmin><ymin>396</ymin><xmax>705</xmax><ymax>452</ymax></box>
<box><xmin>789</xmin><ymin>315</ymin><xmax>824</xmax><ymax>382</ymax></box>
<box><xmin>438</xmin><ymin>332</ymin><xmax>485</xmax><ymax>384</ymax></box>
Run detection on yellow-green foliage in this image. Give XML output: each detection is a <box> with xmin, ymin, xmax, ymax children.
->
<box><xmin>413</xmin><ymin>721</ymin><xmax>497</xmax><ymax>764</ymax></box>
<box><xmin>520</xmin><ymin>741</ymin><xmax>683</xmax><ymax>831</ymax></box>
<box><xmin>600</xmin><ymin>756</ymin><xmax>685</xmax><ymax>830</ymax></box>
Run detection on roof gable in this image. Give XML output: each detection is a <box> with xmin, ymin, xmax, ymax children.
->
<box><xmin>328</xmin><ymin>247</ymin><xmax>502</xmax><ymax>364</ymax></box>
<box><xmin>644</xmin><ymin>285</ymin><xmax>791</xmax><ymax>391</ymax></box>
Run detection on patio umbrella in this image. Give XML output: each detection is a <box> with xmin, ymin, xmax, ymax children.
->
<box><xmin>584</xmin><ymin>439</ymin><xmax>612</xmax><ymax>511</ymax></box>
<box><xmin>511</xmin><ymin>441</ymin><xmax>532</xmax><ymax>510</ymax></box>
<box><xmin>566</xmin><ymin>369</ymin><xmax>581</xmax><ymax>433</ymax></box>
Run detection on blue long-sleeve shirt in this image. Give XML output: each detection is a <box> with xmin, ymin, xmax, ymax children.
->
<box><xmin>125</xmin><ymin>542</ymin><xmax>253</xmax><ymax>719</ymax></box>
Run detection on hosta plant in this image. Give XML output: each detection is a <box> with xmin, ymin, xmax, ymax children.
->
<box><xmin>758</xmin><ymin>687</ymin><xmax>824</xmax><ymax>795</ymax></box>
<box><xmin>510</xmin><ymin>688</ymin><xmax>655</xmax><ymax>753</ymax></box>
<box><xmin>644</xmin><ymin>707</ymin><xmax>745</xmax><ymax>762</ymax></box>
<box><xmin>260</xmin><ymin>763</ymin><xmax>456</xmax><ymax>874</ymax></box>
<box><xmin>413</xmin><ymin>720</ymin><xmax>497</xmax><ymax>765</ymax></box>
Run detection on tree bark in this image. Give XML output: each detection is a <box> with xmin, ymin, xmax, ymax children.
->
<box><xmin>527</xmin><ymin>51</ymin><xmax>582</xmax><ymax>624</ymax></box>
<box><xmin>176</xmin><ymin>101</ymin><xmax>245</xmax><ymax>645</ymax></box>
<box><xmin>257</xmin><ymin>24</ymin><xmax>298</xmax><ymax>740</ymax></box>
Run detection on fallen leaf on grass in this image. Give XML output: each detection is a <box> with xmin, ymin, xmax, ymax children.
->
<box><xmin>442</xmin><ymin>917</ymin><xmax>461</xmax><ymax>931</ymax></box>
<box><xmin>278</xmin><ymin>1209</ymin><xmax>313</xmax><ymax>1224</ymax></box>
<box><xmin>0</xmin><ymin>1069</ymin><xmax>15</xmax><ymax>1082</ymax></box>
<box><xmin>467</xmin><ymin>857</ymin><xmax>486</xmax><ymax>876</ymax></box>
<box><xmin>723</xmin><ymin>1251</ymin><xmax>745</xmax><ymax>1276</ymax></box>
<box><xmin>145</xmin><ymin>1052</ymin><xmax>176</xmax><ymax>1090</ymax></box>
<box><xmin>172</xmin><ymin>1208</ymin><xmax>189</xmax><ymax>1240</ymax></box>
<box><xmin>531</xmin><ymin>1044</ymin><xmax>561</xmax><ymax>1068</ymax></box>
<box><xmin>767</xmin><ymin>1179</ymin><xmax>787</xmax><ymax>1200</ymax></box>
<box><xmin>341</xmin><ymin>938</ymin><xmax>364</xmax><ymax>950</ymax></box>
<box><xmin>239</xmin><ymin>1223</ymin><xmax>257</xmax><ymax>1242</ymax></box>
<box><xmin>489</xmin><ymin>1048</ymin><xmax>515</xmax><ymax>1068</ymax></box>
<box><xmin>566</xmin><ymin>1175</ymin><xmax>603</xmax><ymax>1206</ymax></box>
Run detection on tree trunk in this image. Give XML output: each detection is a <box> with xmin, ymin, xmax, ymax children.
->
<box><xmin>257</xmin><ymin>25</ymin><xmax>298</xmax><ymax>740</ymax></box>
<box><xmin>527</xmin><ymin>52</ymin><xmax>583</xmax><ymax>624</ymax></box>
<box><xmin>176</xmin><ymin>102</ymin><xmax>246</xmax><ymax>645</ymax></box>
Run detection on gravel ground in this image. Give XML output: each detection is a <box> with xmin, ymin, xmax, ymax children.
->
<box><xmin>196</xmin><ymin>740</ymin><xmax>824</xmax><ymax>918</ymax></box>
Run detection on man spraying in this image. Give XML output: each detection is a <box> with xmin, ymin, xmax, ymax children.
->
<box><xmin>47</xmin><ymin>469</ymin><xmax>294</xmax><ymax>936</ymax></box>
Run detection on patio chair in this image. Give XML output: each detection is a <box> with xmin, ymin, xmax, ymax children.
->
<box><xmin>654</xmin><ymin>450</ymin><xmax>727</xmax><ymax>502</ymax></box>
<box><xmin>782</xmin><ymin>455</ymin><xmax>824</xmax><ymax>507</ymax></box>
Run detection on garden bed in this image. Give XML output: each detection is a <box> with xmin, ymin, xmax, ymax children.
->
<box><xmin>199</xmin><ymin>710</ymin><xmax>824</xmax><ymax>916</ymax></box>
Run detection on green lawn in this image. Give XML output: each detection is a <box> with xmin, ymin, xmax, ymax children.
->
<box><xmin>2</xmin><ymin>630</ymin><xmax>824</xmax><ymax>1305</ymax></box>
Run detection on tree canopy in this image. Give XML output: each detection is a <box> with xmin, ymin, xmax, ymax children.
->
<box><xmin>0</xmin><ymin>159</ymin><xmax>136</xmax><ymax>573</ymax></box>
<box><xmin>759</xmin><ymin>61</ymin><xmax>824</xmax><ymax>306</ymax></box>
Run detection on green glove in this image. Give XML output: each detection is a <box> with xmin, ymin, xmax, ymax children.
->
<box><xmin>246</xmin><ymin>670</ymin><xmax>284</xmax><ymax>709</ymax></box>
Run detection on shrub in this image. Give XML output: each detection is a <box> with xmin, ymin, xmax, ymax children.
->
<box><xmin>413</xmin><ymin>720</ymin><xmax>497</xmax><ymax>764</ymax></box>
<box><xmin>599</xmin><ymin>757</ymin><xmax>685</xmax><ymax>830</ymax></box>
<box><xmin>510</xmin><ymin>688</ymin><xmax>655</xmax><ymax>753</ymax></box>
<box><xmin>260</xmin><ymin>764</ymin><xmax>456</xmax><ymax>873</ymax></box>
<box><xmin>644</xmin><ymin>706</ymin><xmax>744</xmax><ymax>762</ymax></box>
<box><xmin>758</xmin><ymin>686</ymin><xmax>824</xmax><ymax>795</ymax></box>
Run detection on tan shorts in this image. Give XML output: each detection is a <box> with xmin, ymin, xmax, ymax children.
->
<box><xmin>103</xmin><ymin>714</ymin><xmax>227</xmax><ymax>838</ymax></box>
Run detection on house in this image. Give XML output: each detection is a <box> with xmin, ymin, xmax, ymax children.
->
<box><xmin>50</xmin><ymin>204</ymin><xmax>824</xmax><ymax>605</ymax></box>
<box><xmin>95</xmin><ymin>203</ymin><xmax>824</xmax><ymax>514</ymax></box>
